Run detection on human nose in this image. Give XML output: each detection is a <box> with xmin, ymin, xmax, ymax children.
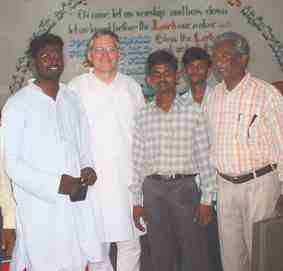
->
<box><xmin>50</xmin><ymin>52</ymin><xmax>61</xmax><ymax>63</ymax></box>
<box><xmin>41</xmin><ymin>52</ymin><xmax>61</xmax><ymax>65</ymax></box>
<box><xmin>101</xmin><ymin>51</ymin><xmax>111</xmax><ymax>58</ymax></box>
<box><xmin>159</xmin><ymin>73</ymin><xmax>167</xmax><ymax>80</ymax></box>
<box><xmin>213</xmin><ymin>54</ymin><xmax>224</xmax><ymax>68</ymax></box>
<box><xmin>190</xmin><ymin>65</ymin><xmax>200</xmax><ymax>73</ymax></box>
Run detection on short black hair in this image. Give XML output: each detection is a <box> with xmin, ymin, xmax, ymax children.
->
<box><xmin>182</xmin><ymin>47</ymin><xmax>212</xmax><ymax>67</ymax></box>
<box><xmin>27</xmin><ymin>33</ymin><xmax>64</xmax><ymax>58</ymax></box>
<box><xmin>146</xmin><ymin>49</ymin><xmax>178</xmax><ymax>75</ymax></box>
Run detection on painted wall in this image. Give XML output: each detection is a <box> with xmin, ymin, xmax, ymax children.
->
<box><xmin>0</xmin><ymin>0</ymin><xmax>282</xmax><ymax>105</ymax></box>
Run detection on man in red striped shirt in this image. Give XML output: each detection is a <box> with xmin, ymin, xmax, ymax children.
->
<box><xmin>204</xmin><ymin>31</ymin><xmax>283</xmax><ymax>271</ymax></box>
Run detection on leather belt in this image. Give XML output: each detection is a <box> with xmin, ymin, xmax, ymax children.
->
<box><xmin>149</xmin><ymin>174</ymin><xmax>197</xmax><ymax>181</ymax></box>
<box><xmin>218</xmin><ymin>164</ymin><xmax>277</xmax><ymax>184</ymax></box>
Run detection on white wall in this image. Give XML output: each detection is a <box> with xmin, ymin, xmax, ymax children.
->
<box><xmin>0</xmin><ymin>0</ymin><xmax>283</xmax><ymax>106</ymax></box>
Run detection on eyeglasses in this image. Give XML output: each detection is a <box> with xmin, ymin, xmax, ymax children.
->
<box><xmin>92</xmin><ymin>47</ymin><xmax>119</xmax><ymax>54</ymax></box>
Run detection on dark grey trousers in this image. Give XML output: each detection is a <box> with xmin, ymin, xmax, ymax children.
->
<box><xmin>143</xmin><ymin>175</ymin><xmax>209</xmax><ymax>271</ymax></box>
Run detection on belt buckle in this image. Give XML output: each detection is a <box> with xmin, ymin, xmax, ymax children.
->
<box><xmin>232</xmin><ymin>176</ymin><xmax>240</xmax><ymax>183</ymax></box>
<box><xmin>166</xmin><ymin>174</ymin><xmax>176</xmax><ymax>181</ymax></box>
<box><xmin>170</xmin><ymin>174</ymin><xmax>176</xmax><ymax>181</ymax></box>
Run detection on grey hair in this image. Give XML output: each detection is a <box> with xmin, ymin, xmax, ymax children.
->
<box><xmin>84</xmin><ymin>30</ymin><xmax>119</xmax><ymax>67</ymax></box>
<box><xmin>213</xmin><ymin>32</ymin><xmax>250</xmax><ymax>57</ymax></box>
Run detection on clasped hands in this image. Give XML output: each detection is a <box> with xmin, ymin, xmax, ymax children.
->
<box><xmin>58</xmin><ymin>167</ymin><xmax>97</xmax><ymax>198</ymax></box>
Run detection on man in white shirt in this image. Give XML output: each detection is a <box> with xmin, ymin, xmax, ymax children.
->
<box><xmin>68</xmin><ymin>30</ymin><xmax>145</xmax><ymax>271</ymax></box>
<box><xmin>2</xmin><ymin>33</ymin><xmax>101</xmax><ymax>271</ymax></box>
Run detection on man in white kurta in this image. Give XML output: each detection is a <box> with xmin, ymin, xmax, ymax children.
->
<box><xmin>2</xmin><ymin>33</ymin><xmax>103</xmax><ymax>271</ymax></box>
<box><xmin>68</xmin><ymin>30</ymin><xmax>145</xmax><ymax>271</ymax></box>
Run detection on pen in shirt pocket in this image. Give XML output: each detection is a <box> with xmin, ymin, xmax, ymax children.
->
<box><xmin>248</xmin><ymin>114</ymin><xmax>257</xmax><ymax>137</ymax></box>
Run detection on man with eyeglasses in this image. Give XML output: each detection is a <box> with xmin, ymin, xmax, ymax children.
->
<box><xmin>68</xmin><ymin>30</ymin><xmax>145</xmax><ymax>271</ymax></box>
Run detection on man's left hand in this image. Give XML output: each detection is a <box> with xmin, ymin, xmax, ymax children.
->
<box><xmin>2</xmin><ymin>228</ymin><xmax>16</xmax><ymax>258</ymax></box>
<box><xmin>194</xmin><ymin>204</ymin><xmax>213</xmax><ymax>226</ymax></box>
<box><xmin>275</xmin><ymin>194</ymin><xmax>283</xmax><ymax>216</ymax></box>
<box><xmin>80</xmin><ymin>167</ymin><xmax>97</xmax><ymax>186</ymax></box>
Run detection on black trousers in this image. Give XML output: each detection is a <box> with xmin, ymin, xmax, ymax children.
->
<box><xmin>143</xmin><ymin>175</ymin><xmax>209</xmax><ymax>271</ymax></box>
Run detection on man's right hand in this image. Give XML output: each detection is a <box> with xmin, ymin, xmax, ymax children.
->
<box><xmin>80</xmin><ymin>167</ymin><xmax>97</xmax><ymax>186</ymax></box>
<box><xmin>58</xmin><ymin>174</ymin><xmax>81</xmax><ymax>195</ymax></box>
<box><xmin>133</xmin><ymin>205</ymin><xmax>147</xmax><ymax>232</ymax></box>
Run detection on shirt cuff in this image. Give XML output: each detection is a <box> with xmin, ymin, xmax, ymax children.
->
<box><xmin>133</xmin><ymin>193</ymin><xmax>143</xmax><ymax>206</ymax></box>
<box><xmin>3</xmin><ymin>212</ymin><xmax>16</xmax><ymax>229</ymax></box>
<box><xmin>211</xmin><ymin>192</ymin><xmax>217</xmax><ymax>202</ymax></box>
<box><xmin>200</xmin><ymin>191</ymin><xmax>212</xmax><ymax>205</ymax></box>
<box><xmin>80</xmin><ymin>163</ymin><xmax>95</xmax><ymax>171</ymax></box>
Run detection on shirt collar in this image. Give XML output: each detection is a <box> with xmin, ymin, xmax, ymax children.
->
<box><xmin>27</xmin><ymin>79</ymin><xmax>66</xmax><ymax>101</ymax></box>
<box><xmin>88</xmin><ymin>68</ymin><xmax>119</xmax><ymax>85</ymax></box>
<box><xmin>185</xmin><ymin>84</ymin><xmax>212</xmax><ymax>101</ymax></box>
<box><xmin>152</xmin><ymin>94</ymin><xmax>184</xmax><ymax>112</ymax></box>
<box><xmin>28</xmin><ymin>78</ymin><xmax>66</xmax><ymax>89</ymax></box>
<box><xmin>222</xmin><ymin>72</ymin><xmax>250</xmax><ymax>94</ymax></box>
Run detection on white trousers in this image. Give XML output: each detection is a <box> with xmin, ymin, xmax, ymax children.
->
<box><xmin>88</xmin><ymin>238</ymin><xmax>141</xmax><ymax>271</ymax></box>
<box><xmin>217</xmin><ymin>170</ymin><xmax>280</xmax><ymax>271</ymax></box>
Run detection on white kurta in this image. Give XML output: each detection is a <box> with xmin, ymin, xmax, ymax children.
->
<box><xmin>2</xmin><ymin>83</ymin><xmax>103</xmax><ymax>271</ymax></box>
<box><xmin>56</xmin><ymin>86</ymin><xmax>105</xmax><ymax>264</ymax></box>
<box><xmin>68</xmin><ymin>72</ymin><xmax>145</xmax><ymax>242</ymax></box>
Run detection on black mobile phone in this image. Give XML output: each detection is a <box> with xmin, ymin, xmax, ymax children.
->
<box><xmin>69</xmin><ymin>184</ymin><xmax>88</xmax><ymax>202</ymax></box>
